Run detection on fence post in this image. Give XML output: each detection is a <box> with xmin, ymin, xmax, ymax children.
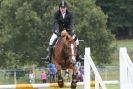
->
<box><xmin>84</xmin><ymin>48</ymin><xmax>91</xmax><ymax>89</ymax></box>
<box><xmin>120</xmin><ymin>48</ymin><xmax>126</xmax><ymax>89</ymax></box>
<box><xmin>120</xmin><ymin>47</ymin><xmax>133</xmax><ymax>89</ymax></box>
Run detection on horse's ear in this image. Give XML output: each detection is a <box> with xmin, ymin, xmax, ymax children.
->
<box><xmin>73</xmin><ymin>36</ymin><xmax>77</xmax><ymax>41</ymax></box>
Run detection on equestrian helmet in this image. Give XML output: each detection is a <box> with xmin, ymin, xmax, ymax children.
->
<box><xmin>59</xmin><ymin>0</ymin><xmax>67</xmax><ymax>8</ymax></box>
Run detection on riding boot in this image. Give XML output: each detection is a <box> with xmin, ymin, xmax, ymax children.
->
<box><xmin>76</xmin><ymin>45</ymin><xmax>84</xmax><ymax>62</ymax></box>
<box><xmin>44</xmin><ymin>45</ymin><xmax>53</xmax><ymax>63</ymax></box>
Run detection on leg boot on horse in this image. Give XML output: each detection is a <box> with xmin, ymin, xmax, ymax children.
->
<box><xmin>57</xmin><ymin>70</ymin><xmax>64</xmax><ymax>88</ymax></box>
<box><xmin>71</xmin><ymin>74</ymin><xmax>78</xmax><ymax>89</ymax></box>
<box><xmin>44</xmin><ymin>45</ymin><xmax>53</xmax><ymax>63</ymax></box>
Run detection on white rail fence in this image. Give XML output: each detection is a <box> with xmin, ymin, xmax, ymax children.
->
<box><xmin>84</xmin><ymin>47</ymin><xmax>107</xmax><ymax>89</ymax></box>
<box><xmin>120</xmin><ymin>47</ymin><xmax>133</xmax><ymax>89</ymax></box>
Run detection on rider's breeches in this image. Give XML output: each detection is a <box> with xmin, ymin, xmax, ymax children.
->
<box><xmin>49</xmin><ymin>33</ymin><xmax>79</xmax><ymax>45</ymax></box>
<box><xmin>49</xmin><ymin>33</ymin><xmax>58</xmax><ymax>45</ymax></box>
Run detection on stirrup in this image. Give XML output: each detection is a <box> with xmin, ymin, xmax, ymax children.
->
<box><xmin>80</xmin><ymin>55</ymin><xmax>84</xmax><ymax>60</ymax></box>
<box><xmin>41</xmin><ymin>56</ymin><xmax>50</xmax><ymax>63</ymax></box>
<box><xmin>78</xmin><ymin>55</ymin><xmax>84</xmax><ymax>61</ymax></box>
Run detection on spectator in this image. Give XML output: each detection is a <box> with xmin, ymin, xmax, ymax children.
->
<box><xmin>29</xmin><ymin>71</ymin><xmax>35</xmax><ymax>83</ymax></box>
<box><xmin>48</xmin><ymin>63</ymin><xmax>57</xmax><ymax>82</ymax></box>
<box><xmin>76</xmin><ymin>61</ymin><xmax>81</xmax><ymax>72</ymax></box>
<box><xmin>77</xmin><ymin>67</ymin><xmax>84</xmax><ymax>82</ymax></box>
<box><xmin>41</xmin><ymin>70</ymin><xmax>47</xmax><ymax>83</ymax></box>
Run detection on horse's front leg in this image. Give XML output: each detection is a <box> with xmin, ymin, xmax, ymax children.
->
<box><xmin>56</xmin><ymin>63</ymin><xmax>64</xmax><ymax>88</ymax></box>
<box><xmin>71</xmin><ymin>66</ymin><xmax>78</xmax><ymax>89</ymax></box>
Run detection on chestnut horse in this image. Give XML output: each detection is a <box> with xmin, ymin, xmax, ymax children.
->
<box><xmin>53</xmin><ymin>30</ymin><xmax>78</xmax><ymax>89</ymax></box>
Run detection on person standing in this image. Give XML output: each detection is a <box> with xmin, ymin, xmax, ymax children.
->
<box><xmin>29</xmin><ymin>71</ymin><xmax>35</xmax><ymax>84</ymax></box>
<box><xmin>41</xmin><ymin>70</ymin><xmax>47</xmax><ymax>83</ymax></box>
<box><xmin>48</xmin><ymin>63</ymin><xmax>57</xmax><ymax>82</ymax></box>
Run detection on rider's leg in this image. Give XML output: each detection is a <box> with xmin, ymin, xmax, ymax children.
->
<box><xmin>45</xmin><ymin>45</ymin><xmax>53</xmax><ymax>63</ymax></box>
<box><xmin>73</xmin><ymin>36</ymin><xmax>84</xmax><ymax>61</ymax></box>
<box><xmin>45</xmin><ymin>33</ymin><xmax>58</xmax><ymax>62</ymax></box>
<box><xmin>76</xmin><ymin>45</ymin><xmax>84</xmax><ymax>61</ymax></box>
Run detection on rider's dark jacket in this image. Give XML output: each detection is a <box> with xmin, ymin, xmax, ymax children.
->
<box><xmin>52</xmin><ymin>10</ymin><xmax>75</xmax><ymax>36</ymax></box>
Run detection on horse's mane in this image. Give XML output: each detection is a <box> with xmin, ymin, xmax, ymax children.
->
<box><xmin>61</xmin><ymin>30</ymin><xmax>73</xmax><ymax>42</ymax></box>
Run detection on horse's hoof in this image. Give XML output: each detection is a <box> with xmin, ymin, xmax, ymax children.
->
<box><xmin>58</xmin><ymin>79</ymin><xmax>64</xmax><ymax>88</ymax></box>
<box><xmin>71</xmin><ymin>80</ymin><xmax>77</xmax><ymax>89</ymax></box>
<box><xmin>71</xmin><ymin>83</ymin><xmax>77</xmax><ymax>89</ymax></box>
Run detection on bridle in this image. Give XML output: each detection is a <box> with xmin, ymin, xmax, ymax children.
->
<box><xmin>64</xmin><ymin>43</ymin><xmax>77</xmax><ymax>64</ymax></box>
<box><xmin>61</xmin><ymin>30</ymin><xmax>77</xmax><ymax>65</ymax></box>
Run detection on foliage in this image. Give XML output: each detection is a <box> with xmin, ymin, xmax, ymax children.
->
<box><xmin>96</xmin><ymin>0</ymin><xmax>133</xmax><ymax>37</ymax></box>
<box><xmin>0</xmin><ymin>0</ymin><xmax>114</xmax><ymax>67</ymax></box>
<box><xmin>68</xmin><ymin>0</ymin><xmax>114</xmax><ymax>65</ymax></box>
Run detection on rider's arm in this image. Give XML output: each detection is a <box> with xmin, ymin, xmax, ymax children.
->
<box><xmin>68</xmin><ymin>13</ymin><xmax>75</xmax><ymax>36</ymax></box>
<box><xmin>52</xmin><ymin>12</ymin><xmax>60</xmax><ymax>36</ymax></box>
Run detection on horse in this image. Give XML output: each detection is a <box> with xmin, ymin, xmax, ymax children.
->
<box><xmin>52</xmin><ymin>30</ymin><xmax>78</xmax><ymax>89</ymax></box>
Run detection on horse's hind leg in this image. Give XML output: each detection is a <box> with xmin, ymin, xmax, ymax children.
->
<box><xmin>57</xmin><ymin>70</ymin><xmax>64</xmax><ymax>88</ymax></box>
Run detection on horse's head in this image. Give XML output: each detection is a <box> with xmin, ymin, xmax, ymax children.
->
<box><xmin>61</xmin><ymin>30</ymin><xmax>77</xmax><ymax>65</ymax></box>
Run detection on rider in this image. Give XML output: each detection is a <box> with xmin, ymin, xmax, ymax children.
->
<box><xmin>44</xmin><ymin>0</ymin><xmax>83</xmax><ymax>63</ymax></box>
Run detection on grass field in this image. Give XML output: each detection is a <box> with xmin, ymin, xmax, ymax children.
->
<box><xmin>113</xmin><ymin>39</ymin><xmax>133</xmax><ymax>49</ymax></box>
<box><xmin>110</xmin><ymin>39</ymin><xmax>133</xmax><ymax>65</ymax></box>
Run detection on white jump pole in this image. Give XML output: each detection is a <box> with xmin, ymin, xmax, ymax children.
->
<box><xmin>120</xmin><ymin>47</ymin><xmax>133</xmax><ymax>89</ymax></box>
<box><xmin>120</xmin><ymin>48</ymin><xmax>127</xmax><ymax>89</ymax></box>
<box><xmin>84</xmin><ymin>48</ymin><xmax>91</xmax><ymax>89</ymax></box>
<box><xmin>0</xmin><ymin>82</ymin><xmax>85</xmax><ymax>89</ymax></box>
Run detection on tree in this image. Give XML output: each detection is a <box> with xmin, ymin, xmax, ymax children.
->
<box><xmin>96</xmin><ymin>0</ymin><xmax>133</xmax><ymax>38</ymax></box>
<box><xmin>0</xmin><ymin>0</ymin><xmax>55</xmax><ymax>66</ymax></box>
<box><xmin>68</xmin><ymin>0</ymin><xmax>114</xmax><ymax>65</ymax></box>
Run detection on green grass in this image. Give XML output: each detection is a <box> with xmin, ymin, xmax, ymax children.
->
<box><xmin>111</xmin><ymin>39</ymin><xmax>133</xmax><ymax>65</ymax></box>
<box><xmin>113</xmin><ymin>39</ymin><xmax>133</xmax><ymax>49</ymax></box>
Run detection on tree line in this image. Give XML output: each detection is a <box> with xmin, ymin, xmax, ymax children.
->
<box><xmin>96</xmin><ymin>0</ymin><xmax>133</xmax><ymax>38</ymax></box>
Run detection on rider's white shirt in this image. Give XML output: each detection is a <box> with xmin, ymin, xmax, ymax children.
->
<box><xmin>62</xmin><ymin>13</ymin><xmax>65</xmax><ymax>19</ymax></box>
